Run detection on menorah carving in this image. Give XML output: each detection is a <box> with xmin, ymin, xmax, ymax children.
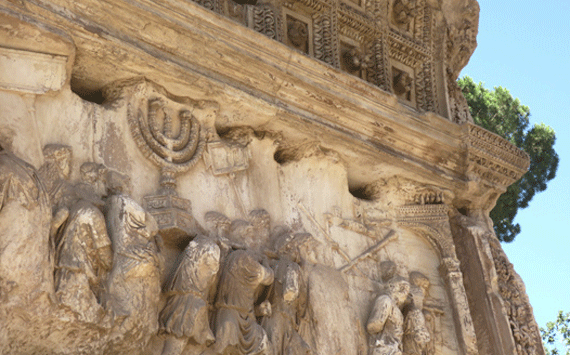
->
<box><xmin>128</xmin><ymin>94</ymin><xmax>205</xmax><ymax>243</ymax></box>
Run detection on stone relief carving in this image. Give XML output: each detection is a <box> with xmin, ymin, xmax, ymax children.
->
<box><xmin>212</xmin><ymin>249</ymin><xmax>274</xmax><ymax>355</ymax></box>
<box><xmin>393</xmin><ymin>68</ymin><xmax>413</xmax><ymax>100</ymax></box>
<box><xmin>0</xmin><ymin>148</ymin><xmax>52</xmax><ymax>304</ymax></box>
<box><xmin>487</xmin><ymin>235</ymin><xmax>542</xmax><ymax>355</ymax></box>
<box><xmin>403</xmin><ymin>272</ymin><xmax>431</xmax><ymax>355</ymax></box>
<box><xmin>365</xmin><ymin>262</ymin><xmax>433</xmax><ymax>355</ymax></box>
<box><xmin>397</xmin><ymin>204</ymin><xmax>478</xmax><ymax>355</ymax></box>
<box><xmin>54</xmin><ymin>163</ymin><xmax>113</xmax><ymax>325</ymax></box>
<box><xmin>1</xmin><ymin>137</ymin><xmax>523</xmax><ymax>355</ymax></box>
<box><xmin>367</xmin><ymin>268</ymin><xmax>410</xmax><ymax>355</ymax></box>
<box><xmin>160</xmin><ymin>235</ymin><xmax>221</xmax><ymax>355</ymax></box>
<box><xmin>250</xmin><ymin>4</ymin><xmax>282</xmax><ymax>40</ymax></box>
<box><xmin>392</xmin><ymin>0</ymin><xmax>418</xmax><ymax>27</ymax></box>
<box><xmin>104</xmin><ymin>193</ymin><xmax>164</xmax><ymax>352</ymax></box>
<box><xmin>287</xmin><ymin>16</ymin><xmax>310</xmax><ymax>54</ymax></box>
<box><xmin>342</xmin><ymin>46</ymin><xmax>373</xmax><ymax>74</ymax></box>
<box><xmin>261</xmin><ymin>256</ymin><xmax>313</xmax><ymax>355</ymax></box>
<box><xmin>117</xmin><ymin>78</ymin><xmax>211</xmax><ymax>243</ymax></box>
<box><xmin>161</xmin><ymin>0</ymin><xmax>476</xmax><ymax>118</ymax></box>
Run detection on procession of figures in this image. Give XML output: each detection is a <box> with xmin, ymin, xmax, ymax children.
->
<box><xmin>0</xmin><ymin>142</ymin><xmax>435</xmax><ymax>355</ymax></box>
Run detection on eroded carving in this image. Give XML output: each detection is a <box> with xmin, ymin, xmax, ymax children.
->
<box><xmin>393</xmin><ymin>68</ymin><xmax>413</xmax><ymax>100</ymax></box>
<box><xmin>488</xmin><ymin>236</ymin><xmax>542</xmax><ymax>355</ymax></box>
<box><xmin>213</xmin><ymin>249</ymin><xmax>274</xmax><ymax>354</ymax></box>
<box><xmin>287</xmin><ymin>16</ymin><xmax>310</xmax><ymax>54</ymax></box>
<box><xmin>392</xmin><ymin>0</ymin><xmax>418</xmax><ymax>27</ymax></box>
<box><xmin>160</xmin><ymin>236</ymin><xmax>221</xmax><ymax>355</ymax></box>
<box><xmin>262</xmin><ymin>257</ymin><xmax>313</xmax><ymax>355</ymax></box>
<box><xmin>120</xmin><ymin>79</ymin><xmax>208</xmax><ymax>241</ymax></box>
<box><xmin>54</xmin><ymin>163</ymin><xmax>113</xmax><ymax>325</ymax></box>
<box><xmin>403</xmin><ymin>272</ymin><xmax>431</xmax><ymax>355</ymax></box>
<box><xmin>104</xmin><ymin>194</ymin><xmax>163</xmax><ymax>352</ymax></box>
<box><xmin>367</xmin><ymin>266</ymin><xmax>410</xmax><ymax>355</ymax></box>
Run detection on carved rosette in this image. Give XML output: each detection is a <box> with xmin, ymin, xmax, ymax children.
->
<box><xmin>465</xmin><ymin>123</ymin><xmax>530</xmax><ymax>187</ymax></box>
<box><xmin>397</xmin><ymin>204</ymin><xmax>478</xmax><ymax>355</ymax></box>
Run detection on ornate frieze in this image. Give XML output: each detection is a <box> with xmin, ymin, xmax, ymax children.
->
<box><xmin>466</xmin><ymin>123</ymin><xmax>530</xmax><ymax>187</ymax></box>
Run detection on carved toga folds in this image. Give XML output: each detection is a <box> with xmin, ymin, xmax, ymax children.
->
<box><xmin>213</xmin><ymin>249</ymin><xmax>274</xmax><ymax>355</ymax></box>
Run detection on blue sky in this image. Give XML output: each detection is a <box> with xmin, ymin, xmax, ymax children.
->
<box><xmin>459</xmin><ymin>0</ymin><xmax>570</xmax><ymax>329</ymax></box>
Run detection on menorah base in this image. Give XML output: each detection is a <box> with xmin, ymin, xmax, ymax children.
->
<box><xmin>143</xmin><ymin>194</ymin><xmax>203</xmax><ymax>247</ymax></box>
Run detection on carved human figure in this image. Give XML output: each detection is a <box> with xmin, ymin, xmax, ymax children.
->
<box><xmin>403</xmin><ymin>272</ymin><xmax>431</xmax><ymax>355</ymax></box>
<box><xmin>205</xmin><ymin>211</ymin><xmax>232</xmax><ymax>240</ymax></box>
<box><xmin>367</xmin><ymin>275</ymin><xmax>411</xmax><ymax>355</ymax></box>
<box><xmin>53</xmin><ymin>162</ymin><xmax>113</xmax><ymax>324</ymax></box>
<box><xmin>212</xmin><ymin>249</ymin><xmax>274</xmax><ymax>355</ymax></box>
<box><xmin>273</xmin><ymin>231</ymin><xmax>363</xmax><ymax>355</ymax></box>
<box><xmin>229</xmin><ymin>219</ymin><xmax>256</xmax><ymax>249</ymax></box>
<box><xmin>38</xmin><ymin>145</ymin><xmax>73</xmax><ymax>211</ymax></box>
<box><xmin>250</xmin><ymin>209</ymin><xmax>271</xmax><ymax>250</ymax></box>
<box><xmin>0</xmin><ymin>148</ymin><xmax>52</xmax><ymax>302</ymax></box>
<box><xmin>159</xmin><ymin>235</ymin><xmax>221</xmax><ymax>355</ymax></box>
<box><xmin>104</xmin><ymin>194</ymin><xmax>163</xmax><ymax>351</ymax></box>
<box><xmin>262</xmin><ymin>257</ymin><xmax>313</xmax><ymax>355</ymax></box>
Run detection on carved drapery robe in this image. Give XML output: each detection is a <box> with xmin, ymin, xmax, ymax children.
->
<box><xmin>213</xmin><ymin>250</ymin><xmax>274</xmax><ymax>355</ymax></box>
<box><xmin>104</xmin><ymin>194</ymin><xmax>162</xmax><ymax>349</ymax></box>
<box><xmin>0</xmin><ymin>151</ymin><xmax>52</xmax><ymax>301</ymax></box>
<box><xmin>159</xmin><ymin>237</ymin><xmax>220</xmax><ymax>345</ymax></box>
<box><xmin>403</xmin><ymin>308</ymin><xmax>430</xmax><ymax>355</ymax></box>
<box><xmin>54</xmin><ymin>199</ymin><xmax>112</xmax><ymax>323</ymax></box>
<box><xmin>368</xmin><ymin>295</ymin><xmax>405</xmax><ymax>355</ymax></box>
<box><xmin>262</xmin><ymin>258</ymin><xmax>312</xmax><ymax>355</ymax></box>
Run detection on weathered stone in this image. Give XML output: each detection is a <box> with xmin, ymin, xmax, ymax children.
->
<box><xmin>0</xmin><ymin>0</ymin><xmax>543</xmax><ymax>354</ymax></box>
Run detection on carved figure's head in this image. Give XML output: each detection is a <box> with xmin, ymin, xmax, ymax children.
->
<box><xmin>42</xmin><ymin>144</ymin><xmax>72</xmax><ymax>180</ymax></box>
<box><xmin>387</xmin><ymin>276</ymin><xmax>410</xmax><ymax>308</ymax></box>
<box><xmin>249</xmin><ymin>209</ymin><xmax>271</xmax><ymax>238</ymax></box>
<box><xmin>184</xmin><ymin>235</ymin><xmax>221</xmax><ymax>291</ymax></box>
<box><xmin>274</xmin><ymin>231</ymin><xmax>320</xmax><ymax>265</ymax></box>
<box><xmin>380</xmin><ymin>260</ymin><xmax>398</xmax><ymax>282</ymax></box>
<box><xmin>205</xmin><ymin>211</ymin><xmax>231</xmax><ymax>238</ymax></box>
<box><xmin>409</xmin><ymin>271</ymin><xmax>430</xmax><ymax>295</ymax></box>
<box><xmin>80</xmin><ymin>162</ymin><xmax>106</xmax><ymax>185</ymax></box>
<box><xmin>230</xmin><ymin>219</ymin><xmax>255</xmax><ymax>243</ymax></box>
<box><xmin>108</xmin><ymin>195</ymin><xmax>158</xmax><ymax>251</ymax></box>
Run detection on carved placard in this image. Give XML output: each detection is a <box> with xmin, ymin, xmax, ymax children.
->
<box><xmin>203</xmin><ymin>141</ymin><xmax>251</xmax><ymax>175</ymax></box>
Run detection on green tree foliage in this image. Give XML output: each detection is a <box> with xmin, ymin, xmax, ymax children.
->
<box><xmin>541</xmin><ymin>311</ymin><xmax>570</xmax><ymax>355</ymax></box>
<box><xmin>458</xmin><ymin>76</ymin><xmax>559</xmax><ymax>242</ymax></box>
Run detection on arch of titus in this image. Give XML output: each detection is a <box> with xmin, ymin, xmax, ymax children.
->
<box><xmin>0</xmin><ymin>0</ymin><xmax>544</xmax><ymax>354</ymax></box>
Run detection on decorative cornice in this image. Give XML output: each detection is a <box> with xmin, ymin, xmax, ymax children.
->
<box><xmin>466</xmin><ymin>123</ymin><xmax>529</xmax><ymax>186</ymax></box>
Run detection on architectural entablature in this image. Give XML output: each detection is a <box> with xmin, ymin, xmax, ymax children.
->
<box><xmin>0</xmin><ymin>0</ymin><xmax>526</xmax><ymax>208</ymax></box>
